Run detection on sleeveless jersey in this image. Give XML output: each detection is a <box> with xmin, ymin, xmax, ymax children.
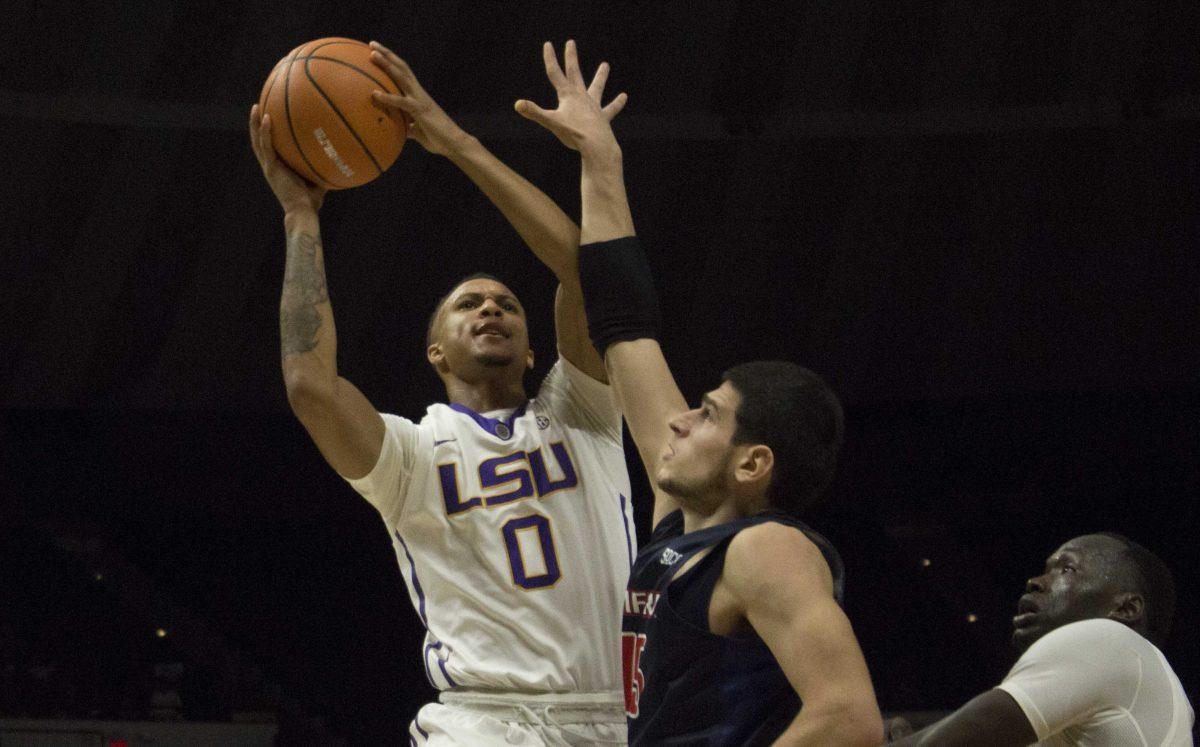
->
<box><xmin>347</xmin><ymin>358</ymin><xmax>635</xmax><ymax>694</ymax></box>
<box><xmin>622</xmin><ymin>509</ymin><xmax>846</xmax><ymax>745</ymax></box>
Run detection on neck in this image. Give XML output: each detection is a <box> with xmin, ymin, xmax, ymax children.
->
<box><xmin>680</xmin><ymin>490</ymin><xmax>768</xmax><ymax>534</ymax></box>
<box><xmin>443</xmin><ymin>375</ymin><xmax>527</xmax><ymax>413</ymax></box>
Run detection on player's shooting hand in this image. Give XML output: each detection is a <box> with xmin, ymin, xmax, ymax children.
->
<box><xmin>369</xmin><ymin>41</ymin><xmax>469</xmax><ymax>157</ymax></box>
<box><xmin>249</xmin><ymin>103</ymin><xmax>326</xmax><ymax>215</ymax></box>
<box><xmin>514</xmin><ymin>40</ymin><xmax>628</xmax><ymax>154</ymax></box>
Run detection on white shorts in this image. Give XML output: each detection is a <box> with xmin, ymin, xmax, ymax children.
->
<box><xmin>408</xmin><ymin>690</ymin><xmax>627</xmax><ymax>746</ymax></box>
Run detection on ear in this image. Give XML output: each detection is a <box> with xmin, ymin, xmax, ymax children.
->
<box><xmin>1109</xmin><ymin>592</ymin><xmax>1145</xmax><ymax>627</ymax></box>
<box><xmin>526</xmin><ymin>346</ymin><xmax>535</xmax><ymax>370</ymax></box>
<box><xmin>427</xmin><ymin>342</ymin><xmax>445</xmax><ymax>369</ymax></box>
<box><xmin>733</xmin><ymin>444</ymin><xmax>774</xmax><ymax>487</ymax></box>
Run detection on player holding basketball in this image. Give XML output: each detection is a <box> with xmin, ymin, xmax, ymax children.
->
<box><xmin>515</xmin><ymin>41</ymin><xmax>883</xmax><ymax>745</ymax></box>
<box><xmin>250</xmin><ymin>42</ymin><xmax>633</xmax><ymax>745</ymax></box>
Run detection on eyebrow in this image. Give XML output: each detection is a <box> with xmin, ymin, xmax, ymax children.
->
<box><xmin>1045</xmin><ymin>549</ymin><xmax>1081</xmax><ymax>568</ymax></box>
<box><xmin>454</xmin><ymin>292</ymin><xmax>520</xmax><ymax>307</ymax></box>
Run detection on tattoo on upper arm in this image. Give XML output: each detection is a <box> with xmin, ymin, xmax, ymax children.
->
<box><xmin>280</xmin><ymin>231</ymin><xmax>329</xmax><ymax>358</ymax></box>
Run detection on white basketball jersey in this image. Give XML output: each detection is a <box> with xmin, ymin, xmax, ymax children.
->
<box><xmin>347</xmin><ymin>358</ymin><xmax>635</xmax><ymax>694</ymax></box>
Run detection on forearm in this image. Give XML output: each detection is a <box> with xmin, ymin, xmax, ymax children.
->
<box><xmin>773</xmin><ymin>704</ymin><xmax>883</xmax><ymax>747</ymax></box>
<box><xmin>579</xmin><ymin>143</ymin><xmax>634</xmax><ymax>244</ymax></box>
<box><xmin>280</xmin><ymin>210</ymin><xmax>338</xmax><ymax>391</ymax></box>
<box><xmin>885</xmin><ymin>689</ymin><xmax>1037</xmax><ymax>747</ymax></box>
<box><xmin>446</xmin><ymin>135</ymin><xmax>581</xmax><ymax>283</ymax></box>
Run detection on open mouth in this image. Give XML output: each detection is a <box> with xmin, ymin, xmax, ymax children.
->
<box><xmin>1012</xmin><ymin>597</ymin><xmax>1040</xmax><ymax>628</ymax></box>
<box><xmin>474</xmin><ymin>323</ymin><xmax>509</xmax><ymax>339</ymax></box>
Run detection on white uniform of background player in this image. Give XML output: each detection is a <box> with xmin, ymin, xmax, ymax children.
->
<box><xmin>349</xmin><ymin>357</ymin><xmax>633</xmax><ymax>744</ymax></box>
<box><xmin>997</xmin><ymin>618</ymin><xmax>1194</xmax><ymax>746</ymax></box>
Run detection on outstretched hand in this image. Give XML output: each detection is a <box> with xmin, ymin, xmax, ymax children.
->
<box><xmin>368</xmin><ymin>41</ymin><xmax>469</xmax><ymax>157</ymax></box>
<box><xmin>514</xmin><ymin>40</ymin><xmax>628</xmax><ymax>152</ymax></box>
<box><xmin>249</xmin><ymin>103</ymin><xmax>326</xmax><ymax>215</ymax></box>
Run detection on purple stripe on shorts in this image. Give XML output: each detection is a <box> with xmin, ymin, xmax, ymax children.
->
<box><xmin>413</xmin><ymin>713</ymin><xmax>429</xmax><ymax>739</ymax></box>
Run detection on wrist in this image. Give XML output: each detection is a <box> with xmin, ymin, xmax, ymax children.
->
<box><xmin>283</xmin><ymin>208</ymin><xmax>319</xmax><ymax>232</ymax></box>
<box><xmin>580</xmin><ymin>139</ymin><xmax>622</xmax><ymax>165</ymax></box>
<box><xmin>443</xmin><ymin>131</ymin><xmax>482</xmax><ymax>160</ymax></box>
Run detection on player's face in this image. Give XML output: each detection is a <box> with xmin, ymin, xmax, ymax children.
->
<box><xmin>655</xmin><ymin>381</ymin><xmax>741</xmax><ymax>500</ymax></box>
<box><xmin>429</xmin><ymin>279</ymin><xmax>532</xmax><ymax>378</ymax></box>
<box><xmin>1011</xmin><ymin>534</ymin><xmax>1128</xmax><ymax>652</ymax></box>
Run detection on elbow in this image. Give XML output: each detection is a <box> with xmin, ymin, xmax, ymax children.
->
<box><xmin>282</xmin><ymin>362</ymin><xmax>334</xmax><ymax>417</ymax></box>
<box><xmin>833</xmin><ymin>712</ymin><xmax>884</xmax><ymax>747</ymax></box>
<box><xmin>859</xmin><ymin>718</ymin><xmax>886</xmax><ymax>746</ymax></box>
<box><xmin>847</xmin><ymin>700</ymin><xmax>886</xmax><ymax>746</ymax></box>
<box><xmin>785</xmin><ymin>701</ymin><xmax>884</xmax><ymax>747</ymax></box>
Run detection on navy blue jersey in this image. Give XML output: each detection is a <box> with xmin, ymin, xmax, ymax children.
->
<box><xmin>621</xmin><ymin>510</ymin><xmax>845</xmax><ymax>746</ymax></box>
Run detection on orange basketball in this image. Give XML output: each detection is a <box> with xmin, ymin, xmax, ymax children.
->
<box><xmin>259</xmin><ymin>38</ymin><xmax>406</xmax><ymax>190</ymax></box>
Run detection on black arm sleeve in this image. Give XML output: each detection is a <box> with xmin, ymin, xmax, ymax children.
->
<box><xmin>578</xmin><ymin>236</ymin><xmax>662</xmax><ymax>355</ymax></box>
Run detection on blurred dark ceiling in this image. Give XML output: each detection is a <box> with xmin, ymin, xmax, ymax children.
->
<box><xmin>1</xmin><ymin>0</ymin><xmax>1198</xmax><ymax>737</ymax></box>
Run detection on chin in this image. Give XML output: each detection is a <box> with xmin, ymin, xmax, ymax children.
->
<box><xmin>476</xmin><ymin>353</ymin><xmax>515</xmax><ymax>368</ymax></box>
<box><xmin>1011</xmin><ymin>625</ymin><xmax>1043</xmax><ymax>654</ymax></box>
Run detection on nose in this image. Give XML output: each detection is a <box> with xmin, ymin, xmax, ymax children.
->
<box><xmin>479</xmin><ymin>297</ymin><xmax>504</xmax><ymax>316</ymax></box>
<box><xmin>1025</xmin><ymin>575</ymin><xmax>1045</xmax><ymax>593</ymax></box>
<box><xmin>667</xmin><ymin>411</ymin><xmax>689</xmax><ymax>436</ymax></box>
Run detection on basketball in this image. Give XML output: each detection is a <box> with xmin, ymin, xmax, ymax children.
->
<box><xmin>258</xmin><ymin>38</ymin><xmax>406</xmax><ymax>190</ymax></box>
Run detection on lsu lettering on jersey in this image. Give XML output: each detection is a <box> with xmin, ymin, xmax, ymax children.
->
<box><xmin>347</xmin><ymin>357</ymin><xmax>635</xmax><ymax>694</ymax></box>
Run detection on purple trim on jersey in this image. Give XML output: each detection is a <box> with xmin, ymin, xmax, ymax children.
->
<box><xmin>437</xmin><ymin>650</ymin><xmax>458</xmax><ymax>687</ymax></box>
<box><xmin>425</xmin><ymin>640</ymin><xmax>458</xmax><ymax>688</ymax></box>
<box><xmin>413</xmin><ymin>713</ymin><xmax>429</xmax><ymax>739</ymax></box>
<box><xmin>619</xmin><ymin>494</ymin><xmax>634</xmax><ymax>570</ymax></box>
<box><xmin>448</xmin><ymin>401</ymin><xmax>529</xmax><ymax>439</ymax></box>
<box><xmin>394</xmin><ymin>531</ymin><xmax>428</xmax><ymax>626</ymax></box>
<box><xmin>420</xmin><ymin>642</ymin><xmax>437</xmax><ymax>688</ymax></box>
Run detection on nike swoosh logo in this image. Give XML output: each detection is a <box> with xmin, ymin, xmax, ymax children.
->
<box><xmin>434</xmin><ymin>438</ymin><xmax>457</xmax><ymax>447</ymax></box>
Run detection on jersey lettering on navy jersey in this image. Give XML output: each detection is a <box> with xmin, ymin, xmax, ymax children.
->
<box><xmin>622</xmin><ymin>631</ymin><xmax>648</xmax><ymax>716</ymax></box>
<box><xmin>624</xmin><ymin>589</ymin><xmax>661</xmax><ymax>618</ymax></box>
<box><xmin>438</xmin><ymin>441</ymin><xmax>581</xmax><ymax>517</ymax></box>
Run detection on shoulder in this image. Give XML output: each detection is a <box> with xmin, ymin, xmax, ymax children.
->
<box><xmin>376</xmin><ymin>411</ymin><xmax>429</xmax><ymax>445</ymax></box>
<box><xmin>534</xmin><ymin>357</ymin><xmax>619</xmax><ymax>420</ymax></box>
<box><xmin>728</xmin><ymin>521</ymin><xmax>827</xmax><ymax>568</ymax></box>
<box><xmin>724</xmin><ymin>521</ymin><xmax>833</xmax><ymax>599</ymax></box>
<box><xmin>1009</xmin><ymin>619</ymin><xmax>1145</xmax><ymax>685</ymax></box>
<box><xmin>535</xmin><ymin>357</ymin><xmax>596</xmax><ymax>400</ymax></box>
<box><xmin>1028</xmin><ymin>618</ymin><xmax>1142</xmax><ymax>657</ymax></box>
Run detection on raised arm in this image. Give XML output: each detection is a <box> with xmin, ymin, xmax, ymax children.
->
<box><xmin>725</xmin><ymin>524</ymin><xmax>883</xmax><ymax>746</ymax></box>
<box><xmin>250</xmin><ymin>104</ymin><xmax>384</xmax><ymax>479</ymax></box>
<box><xmin>516</xmin><ymin>41</ymin><xmax>687</xmax><ymax>525</ymax></box>
<box><xmin>368</xmin><ymin>42</ymin><xmax>620</xmax><ymax>382</ymax></box>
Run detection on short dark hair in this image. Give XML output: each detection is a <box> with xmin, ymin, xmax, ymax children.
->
<box><xmin>425</xmin><ymin>272</ymin><xmax>508</xmax><ymax>347</ymax></box>
<box><xmin>1096</xmin><ymin>532</ymin><xmax>1177</xmax><ymax>646</ymax></box>
<box><xmin>722</xmin><ymin>361</ymin><xmax>844</xmax><ymax>516</ymax></box>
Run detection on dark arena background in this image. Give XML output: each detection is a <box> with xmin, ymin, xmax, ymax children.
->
<box><xmin>1</xmin><ymin>1</ymin><xmax>1197</xmax><ymax>744</ymax></box>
